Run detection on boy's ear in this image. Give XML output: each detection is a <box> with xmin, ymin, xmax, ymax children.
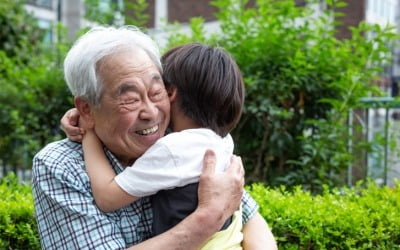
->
<box><xmin>74</xmin><ymin>97</ymin><xmax>95</xmax><ymax>129</ymax></box>
<box><xmin>167</xmin><ymin>86</ymin><xmax>178</xmax><ymax>102</ymax></box>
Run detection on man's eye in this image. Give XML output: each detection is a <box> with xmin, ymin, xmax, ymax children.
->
<box><xmin>119</xmin><ymin>99</ymin><xmax>140</xmax><ymax>111</ymax></box>
<box><xmin>152</xmin><ymin>90</ymin><xmax>166</xmax><ymax>101</ymax></box>
<box><xmin>124</xmin><ymin>99</ymin><xmax>138</xmax><ymax>104</ymax></box>
<box><xmin>119</xmin><ymin>99</ymin><xmax>140</xmax><ymax>108</ymax></box>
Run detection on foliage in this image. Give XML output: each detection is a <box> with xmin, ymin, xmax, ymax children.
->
<box><xmin>2</xmin><ymin>174</ymin><xmax>399</xmax><ymax>250</ymax></box>
<box><xmin>124</xmin><ymin>0</ymin><xmax>149</xmax><ymax>28</ymax></box>
<box><xmin>0</xmin><ymin>0</ymin><xmax>44</xmax><ymax>59</ymax></box>
<box><xmin>0</xmin><ymin>174</ymin><xmax>39</xmax><ymax>249</ymax></box>
<box><xmin>163</xmin><ymin>0</ymin><xmax>398</xmax><ymax>191</ymax></box>
<box><xmin>0</xmin><ymin>1</ymin><xmax>73</xmax><ymax>171</ymax></box>
<box><xmin>248</xmin><ymin>181</ymin><xmax>400</xmax><ymax>249</ymax></box>
<box><xmin>163</xmin><ymin>17</ymin><xmax>217</xmax><ymax>51</ymax></box>
<box><xmin>84</xmin><ymin>0</ymin><xmax>123</xmax><ymax>25</ymax></box>
<box><xmin>84</xmin><ymin>0</ymin><xmax>149</xmax><ymax>28</ymax></box>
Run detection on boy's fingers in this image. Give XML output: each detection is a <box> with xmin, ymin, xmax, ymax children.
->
<box><xmin>68</xmin><ymin>112</ymin><xmax>79</xmax><ymax>126</ymax></box>
<box><xmin>64</xmin><ymin>108</ymin><xmax>79</xmax><ymax>125</ymax></box>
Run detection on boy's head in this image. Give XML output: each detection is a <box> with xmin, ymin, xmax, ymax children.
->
<box><xmin>162</xmin><ymin>43</ymin><xmax>244</xmax><ymax>137</ymax></box>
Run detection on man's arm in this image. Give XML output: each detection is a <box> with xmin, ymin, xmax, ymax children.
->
<box><xmin>32</xmin><ymin>149</ymin><xmax>130</xmax><ymax>249</ymax></box>
<box><xmin>242</xmin><ymin>212</ymin><xmax>278</xmax><ymax>250</ymax></box>
<box><xmin>127</xmin><ymin>150</ymin><xmax>244</xmax><ymax>250</ymax></box>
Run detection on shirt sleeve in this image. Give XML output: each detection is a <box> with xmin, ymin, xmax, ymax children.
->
<box><xmin>115</xmin><ymin>143</ymin><xmax>184</xmax><ymax>197</ymax></box>
<box><xmin>241</xmin><ymin>190</ymin><xmax>259</xmax><ymax>225</ymax></box>
<box><xmin>32</xmin><ymin>155</ymin><xmax>127</xmax><ymax>250</ymax></box>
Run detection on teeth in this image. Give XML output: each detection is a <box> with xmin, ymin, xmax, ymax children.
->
<box><xmin>137</xmin><ymin>125</ymin><xmax>158</xmax><ymax>135</ymax></box>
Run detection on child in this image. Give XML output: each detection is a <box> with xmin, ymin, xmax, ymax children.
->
<box><xmin>82</xmin><ymin>42</ymin><xmax>245</xmax><ymax>249</ymax></box>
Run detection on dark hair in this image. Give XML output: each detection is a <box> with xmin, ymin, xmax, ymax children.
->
<box><xmin>161</xmin><ymin>43</ymin><xmax>244</xmax><ymax>137</ymax></box>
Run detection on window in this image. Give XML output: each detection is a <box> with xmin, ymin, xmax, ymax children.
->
<box><xmin>367</xmin><ymin>0</ymin><xmax>373</xmax><ymax>11</ymax></box>
<box><xmin>295</xmin><ymin>0</ymin><xmax>306</xmax><ymax>7</ymax></box>
<box><xmin>37</xmin><ymin>19</ymin><xmax>53</xmax><ymax>43</ymax></box>
<box><xmin>27</xmin><ymin>0</ymin><xmax>52</xmax><ymax>9</ymax></box>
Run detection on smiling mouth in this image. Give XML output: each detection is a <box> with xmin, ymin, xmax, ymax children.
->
<box><xmin>136</xmin><ymin>125</ymin><xmax>159</xmax><ymax>135</ymax></box>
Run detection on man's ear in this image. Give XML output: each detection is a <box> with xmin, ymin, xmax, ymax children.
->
<box><xmin>167</xmin><ymin>86</ymin><xmax>178</xmax><ymax>102</ymax></box>
<box><xmin>74</xmin><ymin>97</ymin><xmax>95</xmax><ymax>129</ymax></box>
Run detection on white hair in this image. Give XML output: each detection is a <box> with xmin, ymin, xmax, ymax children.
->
<box><xmin>64</xmin><ymin>25</ymin><xmax>162</xmax><ymax>106</ymax></box>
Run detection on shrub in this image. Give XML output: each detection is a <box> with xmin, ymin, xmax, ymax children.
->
<box><xmin>0</xmin><ymin>0</ymin><xmax>44</xmax><ymax>59</ymax></box>
<box><xmin>163</xmin><ymin>0</ymin><xmax>398</xmax><ymax>192</ymax></box>
<box><xmin>0</xmin><ymin>174</ymin><xmax>39</xmax><ymax>249</ymax></box>
<box><xmin>1</xmin><ymin>174</ymin><xmax>400</xmax><ymax>249</ymax></box>
<box><xmin>0</xmin><ymin>0</ymin><xmax>73</xmax><ymax>173</ymax></box>
<box><xmin>248</xmin><ymin>181</ymin><xmax>400</xmax><ymax>249</ymax></box>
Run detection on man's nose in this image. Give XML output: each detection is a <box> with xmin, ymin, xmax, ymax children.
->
<box><xmin>139</xmin><ymin>99</ymin><xmax>158</xmax><ymax>120</ymax></box>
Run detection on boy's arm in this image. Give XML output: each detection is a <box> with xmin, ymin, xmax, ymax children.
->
<box><xmin>82</xmin><ymin>130</ymin><xmax>139</xmax><ymax>212</ymax></box>
<box><xmin>60</xmin><ymin>108</ymin><xmax>84</xmax><ymax>142</ymax></box>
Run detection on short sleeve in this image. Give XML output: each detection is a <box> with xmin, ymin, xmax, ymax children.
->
<box><xmin>115</xmin><ymin>143</ymin><xmax>183</xmax><ymax>197</ymax></box>
<box><xmin>32</xmin><ymin>154</ymin><xmax>127</xmax><ymax>250</ymax></box>
<box><xmin>241</xmin><ymin>190</ymin><xmax>259</xmax><ymax>225</ymax></box>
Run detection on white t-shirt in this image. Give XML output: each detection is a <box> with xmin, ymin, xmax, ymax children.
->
<box><xmin>114</xmin><ymin>128</ymin><xmax>234</xmax><ymax>197</ymax></box>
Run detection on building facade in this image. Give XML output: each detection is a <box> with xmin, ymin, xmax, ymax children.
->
<box><xmin>25</xmin><ymin>0</ymin><xmax>84</xmax><ymax>41</ymax></box>
<box><xmin>24</xmin><ymin>0</ymin><xmax>400</xmax><ymax>104</ymax></box>
<box><xmin>335</xmin><ymin>0</ymin><xmax>400</xmax><ymax>94</ymax></box>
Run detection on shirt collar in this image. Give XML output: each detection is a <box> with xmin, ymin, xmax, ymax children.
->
<box><xmin>104</xmin><ymin>149</ymin><xmax>125</xmax><ymax>174</ymax></box>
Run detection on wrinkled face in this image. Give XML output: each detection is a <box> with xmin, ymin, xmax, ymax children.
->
<box><xmin>92</xmin><ymin>48</ymin><xmax>170</xmax><ymax>165</ymax></box>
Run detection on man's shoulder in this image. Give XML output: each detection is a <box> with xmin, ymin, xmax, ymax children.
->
<box><xmin>34</xmin><ymin>138</ymin><xmax>83</xmax><ymax>165</ymax></box>
<box><xmin>32</xmin><ymin>139</ymin><xmax>88</xmax><ymax>187</ymax></box>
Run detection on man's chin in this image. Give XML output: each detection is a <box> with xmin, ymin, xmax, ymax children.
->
<box><xmin>137</xmin><ymin>128</ymin><xmax>162</xmax><ymax>142</ymax></box>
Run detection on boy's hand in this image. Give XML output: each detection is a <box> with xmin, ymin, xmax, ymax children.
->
<box><xmin>60</xmin><ymin>108</ymin><xmax>84</xmax><ymax>142</ymax></box>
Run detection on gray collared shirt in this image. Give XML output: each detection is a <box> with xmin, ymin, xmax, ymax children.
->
<box><xmin>32</xmin><ymin>139</ymin><xmax>258</xmax><ymax>249</ymax></box>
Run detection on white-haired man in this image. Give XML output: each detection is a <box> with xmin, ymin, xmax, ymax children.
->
<box><xmin>32</xmin><ymin>26</ymin><xmax>277</xmax><ymax>249</ymax></box>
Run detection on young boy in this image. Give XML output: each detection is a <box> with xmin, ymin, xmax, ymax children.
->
<box><xmin>81</xmin><ymin>43</ymin><xmax>245</xmax><ymax>249</ymax></box>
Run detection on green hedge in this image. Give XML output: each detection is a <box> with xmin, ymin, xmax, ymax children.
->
<box><xmin>0</xmin><ymin>174</ymin><xmax>39</xmax><ymax>249</ymax></box>
<box><xmin>2</xmin><ymin>174</ymin><xmax>399</xmax><ymax>249</ymax></box>
<box><xmin>248</xmin><ymin>181</ymin><xmax>400</xmax><ymax>249</ymax></box>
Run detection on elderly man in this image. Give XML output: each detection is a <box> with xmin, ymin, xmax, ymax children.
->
<box><xmin>32</xmin><ymin>26</ymin><xmax>277</xmax><ymax>249</ymax></box>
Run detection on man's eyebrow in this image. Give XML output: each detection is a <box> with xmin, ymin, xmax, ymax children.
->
<box><xmin>116</xmin><ymin>83</ymin><xmax>138</xmax><ymax>96</ymax></box>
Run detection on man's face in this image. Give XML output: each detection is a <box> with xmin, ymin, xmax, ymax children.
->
<box><xmin>91</xmin><ymin>48</ymin><xmax>170</xmax><ymax>165</ymax></box>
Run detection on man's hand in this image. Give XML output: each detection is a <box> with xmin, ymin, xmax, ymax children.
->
<box><xmin>197</xmin><ymin>150</ymin><xmax>245</xmax><ymax>228</ymax></box>
<box><xmin>60</xmin><ymin>108</ymin><xmax>84</xmax><ymax>142</ymax></box>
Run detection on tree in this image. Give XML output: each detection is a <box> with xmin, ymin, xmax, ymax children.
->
<box><xmin>0</xmin><ymin>0</ymin><xmax>43</xmax><ymax>58</ymax></box>
<box><xmin>84</xmin><ymin>0</ymin><xmax>149</xmax><ymax>28</ymax></box>
<box><xmin>0</xmin><ymin>0</ymin><xmax>72</xmax><ymax>174</ymax></box>
<box><xmin>163</xmin><ymin>0</ymin><xmax>397</xmax><ymax>191</ymax></box>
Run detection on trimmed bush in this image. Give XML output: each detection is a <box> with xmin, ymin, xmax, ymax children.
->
<box><xmin>0</xmin><ymin>174</ymin><xmax>39</xmax><ymax>249</ymax></box>
<box><xmin>2</xmin><ymin>174</ymin><xmax>399</xmax><ymax>249</ymax></box>
<box><xmin>248</xmin><ymin>181</ymin><xmax>400</xmax><ymax>249</ymax></box>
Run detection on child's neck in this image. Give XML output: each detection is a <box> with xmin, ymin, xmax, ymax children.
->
<box><xmin>171</xmin><ymin>113</ymin><xmax>200</xmax><ymax>132</ymax></box>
